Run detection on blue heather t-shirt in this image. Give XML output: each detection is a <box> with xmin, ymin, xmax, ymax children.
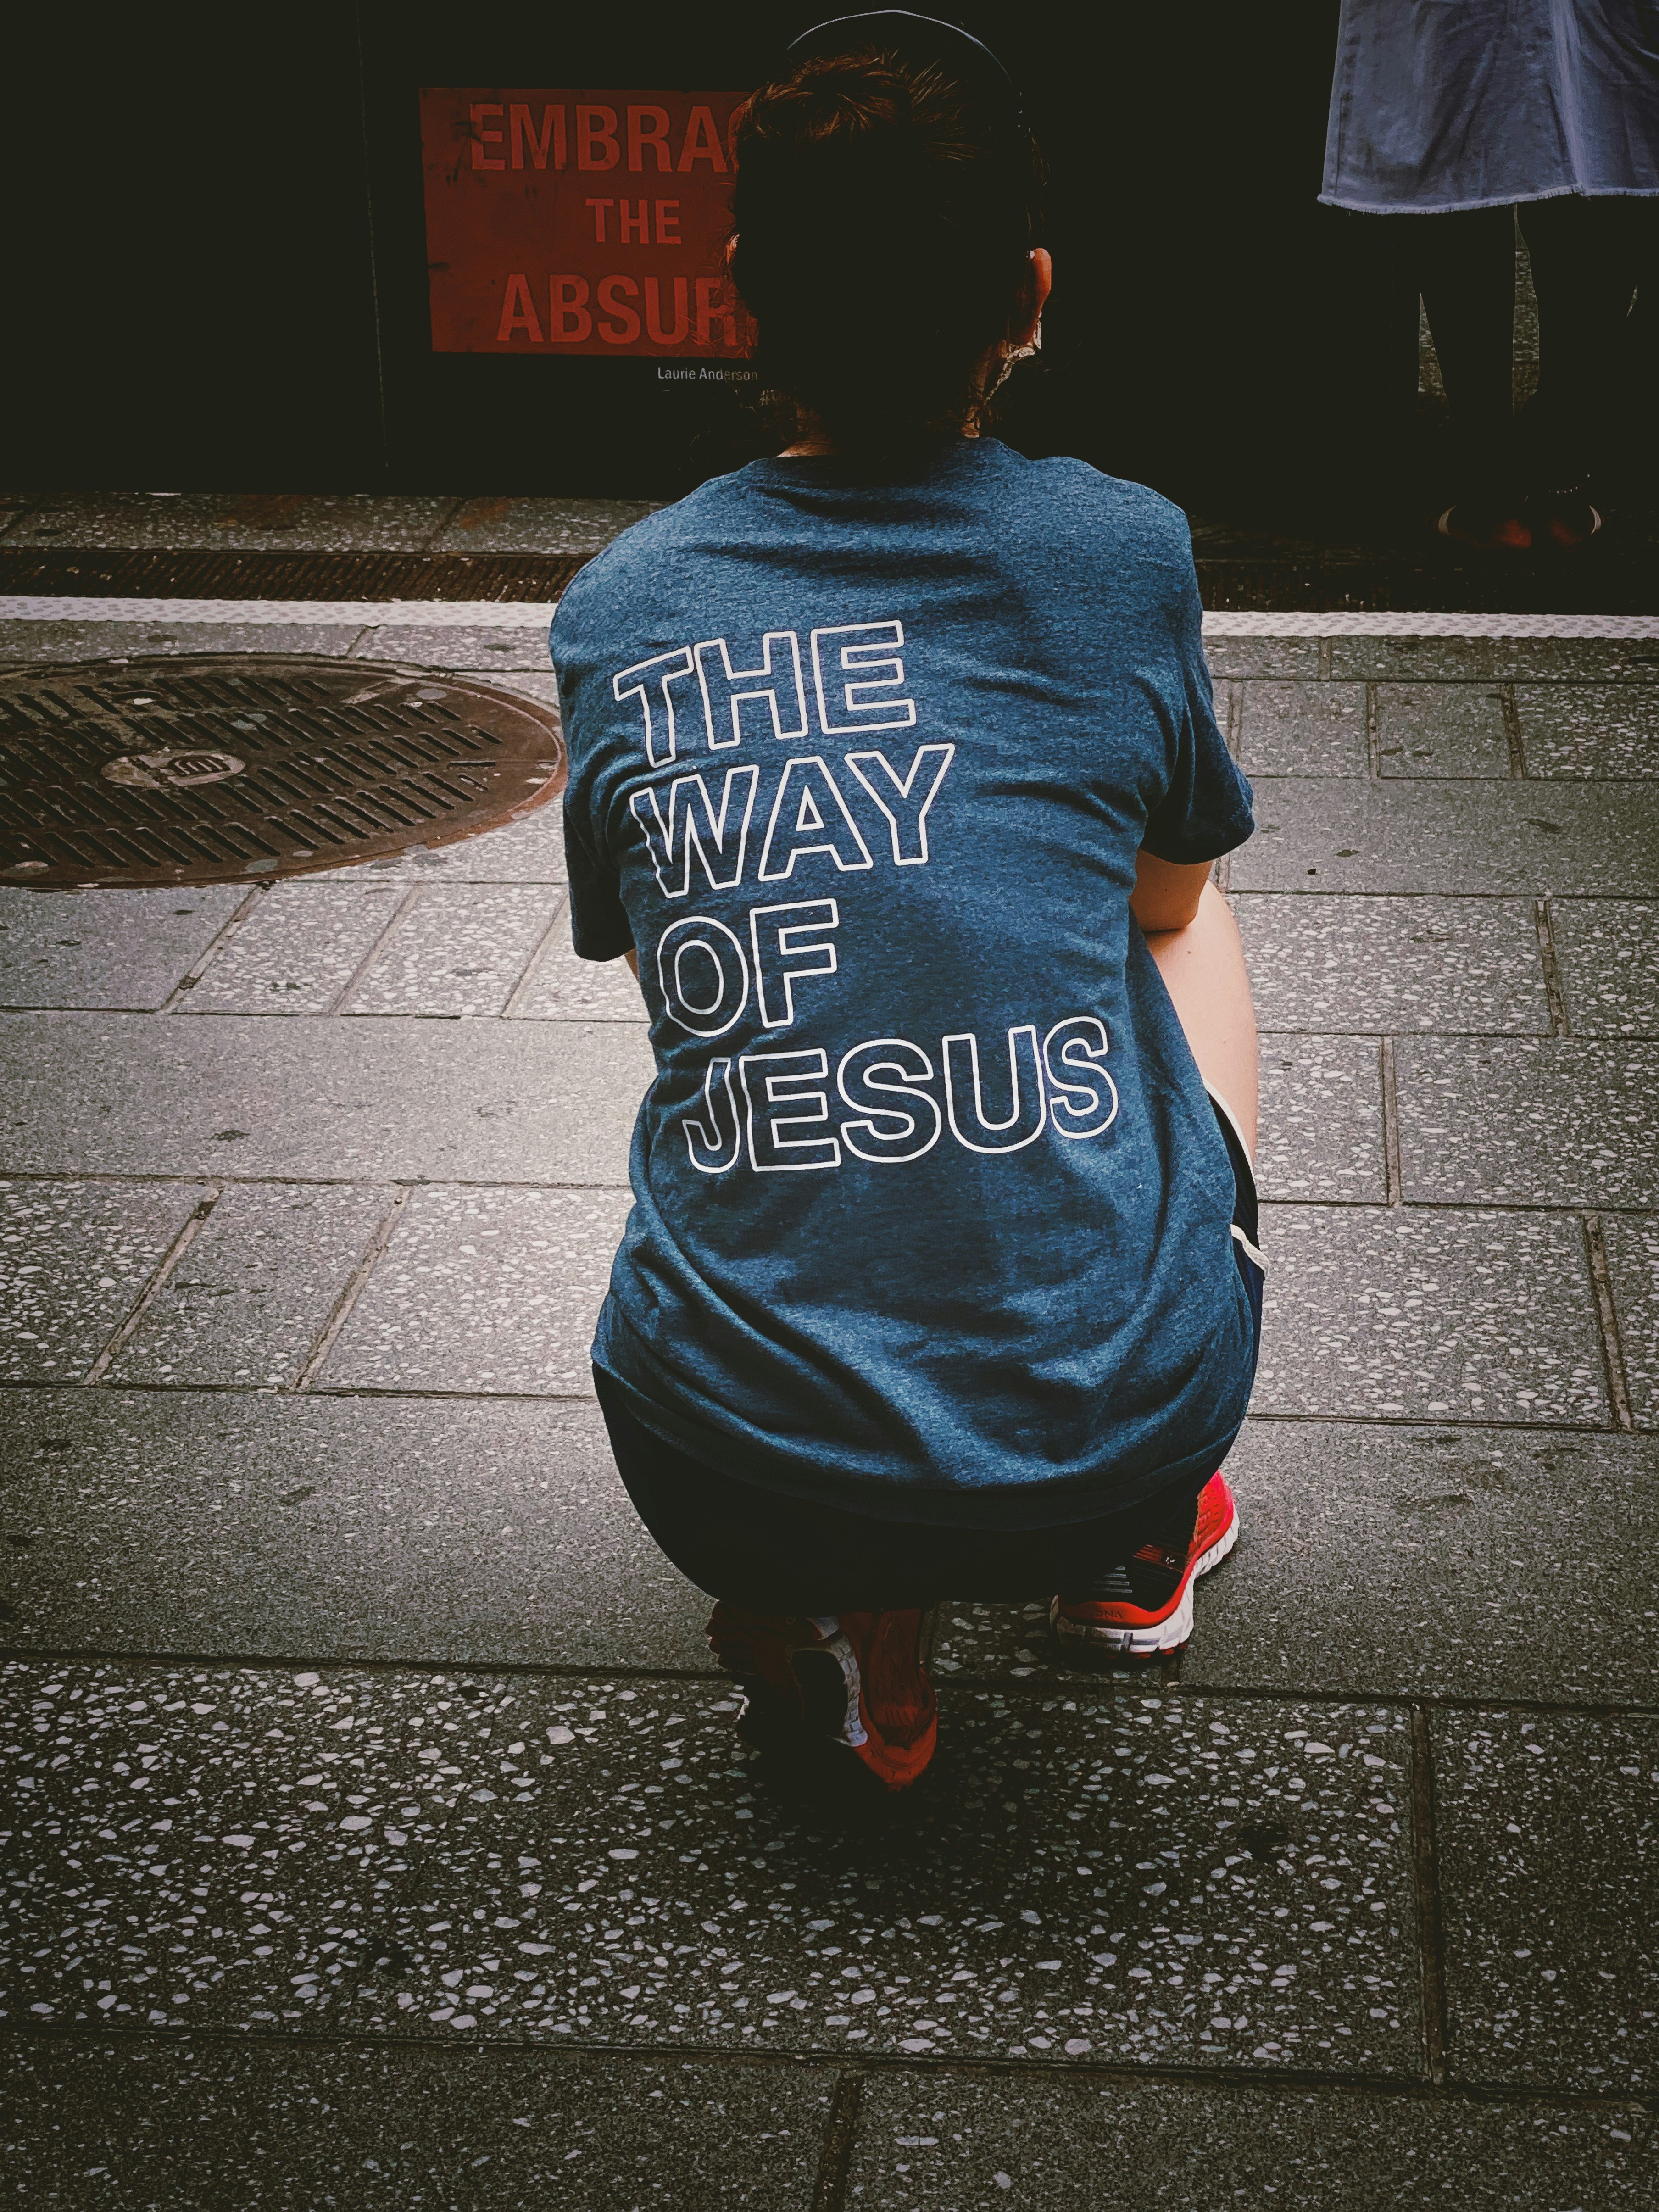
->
<box><xmin>551</xmin><ymin>437</ymin><xmax>1256</xmax><ymax>1530</ymax></box>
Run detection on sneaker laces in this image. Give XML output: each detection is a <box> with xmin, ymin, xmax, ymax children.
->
<box><xmin>792</xmin><ymin>1624</ymin><xmax>869</xmax><ymax>1747</ymax></box>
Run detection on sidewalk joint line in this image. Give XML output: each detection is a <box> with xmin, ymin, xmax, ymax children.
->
<box><xmin>500</xmin><ymin>890</ymin><xmax>573</xmax><ymax>1020</ymax></box>
<box><xmin>1213</xmin><ymin>675</ymin><xmax>1234</xmax><ymax>755</ymax></box>
<box><xmin>4</xmin><ymin>1006</ymin><xmax>1646</xmax><ymax>1039</ymax></box>
<box><xmin>1380</xmin><ymin>1038</ymin><xmax>1403</xmax><ymax>1206</ymax></box>
<box><xmin>810</xmin><ymin>2069</ymin><xmax>863</xmax><ymax>2212</ymax></box>
<box><xmin>293</xmin><ymin>1187</ymin><xmax>411</xmax><ymax>1392</ymax></box>
<box><xmin>1534</xmin><ymin>899</ymin><xmax>1570</xmax><ymax>1036</ymax></box>
<box><xmin>159</xmin><ymin>885</ymin><xmax>270</xmax><ymax>1014</ymax></box>
<box><xmin>1408</xmin><ymin>1705</ymin><xmax>1450</xmax><ymax>2089</ymax></box>
<box><xmin>0</xmin><ymin>1376</ymin><xmax>1642</xmax><ymax>1435</ymax></box>
<box><xmin>4</xmin><ymin>1646</ymin><xmax>1654</xmax><ymax>1721</ymax></box>
<box><xmin>1244</xmin><ymin>1409</ymin><xmax>1623</xmax><ymax>1434</ymax></box>
<box><xmin>1498</xmin><ymin>683</ymin><xmax>1527</xmax><ymax>779</ymax></box>
<box><xmin>419</xmin><ymin>496</ymin><xmax>472</xmax><ymax>553</ymax></box>
<box><xmin>82</xmin><ymin>1184</ymin><xmax>223</xmax><ymax>1384</ymax></box>
<box><xmin>2</xmin><ymin>2016</ymin><xmax>1650</xmax><ymax>2116</ymax></box>
<box><xmin>0</xmin><ymin>1171</ymin><xmax>636</xmax><ymax>1194</ymax></box>
<box><xmin>324</xmin><ymin>885</ymin><xmax>423</xmax><ymax>1015</ymax></box>
<box><xmin>303</xmin><ymin>1382</ymin><xmax>597</xmax><ymax>1404</ymax></box>
<box><xmin>7</xmin><ymin>1168</ymin><xmax>1653</xmax><ymax>1218</ymax></box>
<box><xmin>1582</xmin><ymin>1212</ymin><xmax>1637</xmax><ymax>1433</ymax></box>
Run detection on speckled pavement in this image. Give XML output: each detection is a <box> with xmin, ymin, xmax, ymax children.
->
<box><xmin>1</xmin><ymin>499</ymin><xmax>1656</xmax><ymax>2207</ymax></box>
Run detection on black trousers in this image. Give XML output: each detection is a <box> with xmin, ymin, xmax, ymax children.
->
<box><xmin>1520</xmin><ymin>195</ymin><xmax>1657</xmax><ymax>486</ymax></box>
<box><xmin>597</xmin><ymin>1365</ymin><xmax>1217</xmax><ymax>1614</ymax></box>
<box><xmin>595</xmin><ymin>1105</ymin><xmax>1262</xmax><ymax>1616</ymax></box>
<box><xmin>1324</xmin><ymin>195</ymin><xmax>1656</xmax><ymax>499</ymax></box>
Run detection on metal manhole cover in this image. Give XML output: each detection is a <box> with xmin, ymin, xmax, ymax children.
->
<box><xmin>0</xmin><ymin>656</ymin><xmax>565</xmax><ymax>889</ymax></box>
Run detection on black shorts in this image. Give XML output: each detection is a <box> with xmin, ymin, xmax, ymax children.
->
<box><xmin>596</xmin><ymin>1096</ymin><xmax>1262</xmax><ymax>1613</ymax></box>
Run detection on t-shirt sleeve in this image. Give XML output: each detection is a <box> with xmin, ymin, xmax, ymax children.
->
<box><xmin>1138</xmin><ymin>543</ymin><xmax>1255</xmax><ymax>866</ymax></box>
<box><xmin>562</xmin><ymin>796</ymin><xmax>635</xmax><ymax>962</ymax></box>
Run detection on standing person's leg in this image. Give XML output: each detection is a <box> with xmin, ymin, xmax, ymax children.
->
<box><xmin>1620</xmin><ymin>202</ymin><xmax>1659</xmax><ymax>491</ymax></box>
<box><xmin>1141</xmin><ymin>879</ymin><xmax>1258</xmax><ymax>1157</ymax></box>
<box><xmin>1520</xmin><ymin>193</ymin><xmax>1642</xmax><ymax>543</ymax></box>
<box><xmin>1319</xmin><ymin>208</ymin><xmax>1422</xmax><ymax>515</ymax></box>
<box><xmin>1417</xmin><ymin>206</ymin><xmax>1524</xmax><ymax>544</ymax></box>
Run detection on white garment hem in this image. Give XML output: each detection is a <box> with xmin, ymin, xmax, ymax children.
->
<box><xmin>1319</xmin><ymin>184</ymin><xmax>1659</xmax><ymax>215</ymax></box>
<box><xmin>1205</xmin><ymin>1083</ymin><xmax>1255</xmax><ymax>1174</ymax></box>
<box><xmin>1230</xmin><ymin>1223</ymin><xmax>1267</xmax><ymax>1273</ymax></box>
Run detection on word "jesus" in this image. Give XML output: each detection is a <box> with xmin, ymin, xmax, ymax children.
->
<box><xmin>684</xmin><ymin>1020</ymin><xmax>1121</xmax><ymax>1175</ymax></box>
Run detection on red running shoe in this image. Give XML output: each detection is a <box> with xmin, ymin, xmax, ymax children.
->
<box><xmin>1049</xmin><ymin>1471</ymin><xmax>1239</xmax><ymax>1658</ymax></box>
<box><xmin>707</xmin><ymin>1604</ymin><xmax>937</xmax><ymax>1793</ymax></box>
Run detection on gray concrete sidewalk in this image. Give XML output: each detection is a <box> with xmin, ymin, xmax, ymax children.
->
<box><xmin>0</xmin><ymin>492</ymin><xmax>662</xmax><ymax>557</ymax></box>
<box><xmin>2</xmin><ymin>577</ymin><xmax>1657</xmax><ymax>2207</ymax></box>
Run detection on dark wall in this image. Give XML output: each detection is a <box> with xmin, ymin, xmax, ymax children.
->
<box><xmin>8</xmin><ymin>4</ymin><xmax>385</xmax><ymax>487</ymax></box>
<box><xmin>6</xmin><ymin>4</ymin><xmax>1343</xmax><ymax>501</ymax></box>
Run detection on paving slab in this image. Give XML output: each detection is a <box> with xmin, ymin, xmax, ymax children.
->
<box><xmin>319</xmin><ymin>804</ymin><xmax>567</xmax><ymax>885</ymax></box>
<box><xmin>343</xmin><ymin>884</ymin><xmax>563</xmax><ymax>1018</ymax></box>
<box><xmin>0</xmin><ymin>1662</ymin><xmax>1420</xmax><ymax>2074</ymax></box>
<box><xmin>0</xmin><ymin>886</ymin><xmax>244</xmax><ymax>1010</ymax></box>
<box><xmin>509</xmin><ymin>923</ymin><xmax>648</xmax><ymax>1022</ymax></box>
<box><xmin>1256</xmin><ymin>1037</ymin><xmax>1385</xmax><ymax>1202</ymax></box>
<box><xmin>930</xmin><ymin>1422</ymin><xmax>1659</xmax><ymax>1706</ymax></box>
<box><xmin>1200</xmin><ymin>639</ymin><xmax>1321</xmax><ymax>680</ymax></box>
<box><xmin>182</xmin><ymin>882</ymin><xmax>408</xmax><ymax>1015</ymax></box>
<box><xmin>1489</xmin><ymin>641</ymin><xmax>1659</xmax><ymax>681</ymax></box>
<box><xmin>1396</xmin><ymin>1037</ymin><xmax>1659</xmax><ymax>1208</ymax></box>
<box><xmin>847</xmin><ymin>2070</ymin><xmax>1649</xmax><ymax>2211</ymax></box>
<box><xmin>1514</xmin><ymin>683</ymin><xmax>1659</xmax><ymax>778</ymax></box>
<box><xmin>5</xmin><ymin>492</ymin><xmax>462</xmax><ymax>550</ymax></box>
<box><xmin>1603</xmin><ymin>1216</ymin><xmax>1659</xmax><ymax>1429</ymax></box>
<box><xmin>0</xmin><ymin>1390</ymin><xmax>709</xmax><ymax>1667</ymax></box>
<box><xmin>1</xmin><ymin>2037</ymin><xmax>832</xmax><ymax>2211</ymax></box>
<box><xmin>5</xmin><ymin>607</ymin><xmax>1657</xmax><ymax>2170</ymax></box>
<box><xmin>1234</xmin><ymin>893</ymin><xmax>1549</xmax><ymax>1034</ymax></box>
<box><xmin>1327</xmin><ymin>639</ymin><xmax>1492</xmax><ymax>681</ymax></box>
<box><xmin>0</xmin><ymin>620</ymin><xmax>365</xmax><ymax>666</ymax></box>
<box><xmin>1236</xmin><ymin>682</ymin><xmax>1368</xmax><ymax>776</ymax></box>
<box><xmin>1552</xmin><ymin>900</ymin><xmax>1659</xmax><ymax>1036</ymax></box>
<box><xmin>1326</xmin><ymin>638</ymin><xmax>1659</xmax><ymax>682</ymax></box>
<box><xmin>431</xmin><ymin>494</ymin><xmax>662</xmax><ymax>554</ymax></box>
<box><xmin>347</xmin><ymin>624</ymin><xmax>556</xmax><ymax>671</ymax></box>
<box><xmin>1232</xmin><ymin>780</ymin><xmax>1659</xmax><ymax>896</ymax></box>
<box><xmin>106</xmin><ymin>1181</ymin><xmax>388</xmax><ymax>1387</ymax></box>
<box><xmin>0</xmin><ymin>1178</ymin><xmax>207</xmax><ymax>1382</ymax></box>
<box><xmin>1434</xmin><ymin>1708</ymin><xmax>1659</xmax><ymax>2092</ymax></box>
<box><xmin>321</xmin><ymin>1185</ymin><xmax>633</xmax><ymax>1395</ymax></box>
<box><xmin>0</xmin><ymin>1013</ymin><xmax>651</xmax><ymax>1182</ymax></box>
<box><xmin>1375</xmin><ymin>684</ymin><xmax>1510</xmax><ymax>778</ymax></box>
<box><xmin>1253</xmin><ymin>1204</ymin><xmax>1609</xmax><ymax>1425</ymax></box>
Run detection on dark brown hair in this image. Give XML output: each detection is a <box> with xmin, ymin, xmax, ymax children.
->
<box><xmin>729</xmin><ymin>45</ymin><xmax>1046</xmax><ymax>452</ymax></box>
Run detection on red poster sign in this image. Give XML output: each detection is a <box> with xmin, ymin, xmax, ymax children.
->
<box><xmin>420</xmin><ymin>88</ymin><xmax>754</xmax><ymax>361</ymax></box>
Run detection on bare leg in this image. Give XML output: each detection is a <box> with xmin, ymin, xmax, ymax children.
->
<box><xmin>1143</xmin><ymin>880</ymin><xmax>1258</xmax><ymax>1158</ymax></box>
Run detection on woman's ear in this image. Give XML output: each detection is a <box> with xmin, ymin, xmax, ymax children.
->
<box><xmin>1010</xmin><ymin>248</ymin><xmax>1052</xmax><ymax>347</ymax></box>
